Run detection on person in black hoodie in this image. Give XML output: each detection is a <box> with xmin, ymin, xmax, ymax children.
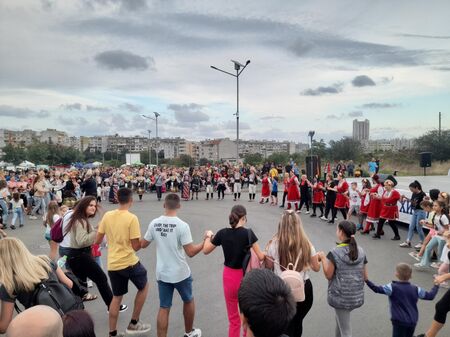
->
<box><xmin>81</xmin><ymin>170</ymin><xmax>97</xmax><ymax>198</ymax></box>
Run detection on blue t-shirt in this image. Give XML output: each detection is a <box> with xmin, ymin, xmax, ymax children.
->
<box><xmin>272</xmin><ymin>180</ymin><xmax>278</xmax><ymax>193</ymax></box>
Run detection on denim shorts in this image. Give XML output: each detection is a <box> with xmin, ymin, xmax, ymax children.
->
<box><xmin>108</xmin><ymin>262</ymin><xmax>148</xmax><ymax>296</ymax></box>
<box><xmin>157</xmin><ymin>275</ymin><xmax>193</xmax><ymax>308</ymax></box>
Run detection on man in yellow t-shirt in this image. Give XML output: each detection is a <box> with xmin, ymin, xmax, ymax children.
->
<box><xmin>96</xmin><ymin>188</ymin><xmax>151</xmax><ymax>337</ymax></box>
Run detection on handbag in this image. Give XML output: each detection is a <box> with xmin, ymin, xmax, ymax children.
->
<box><xmin>242</xmin><ymin>228</ymin><xmax>262</xmax><ymax>275</ymax></box>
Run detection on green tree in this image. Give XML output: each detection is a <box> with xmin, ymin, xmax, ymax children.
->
<box><xmin>329</xmin><ymin>137</ymin><xmax>362</xmax><ymax>161</ymax></box>
<box><xmin>198</xmin><ymin>158</ymin><xmax>210</xmax><ymax>166</ymax></box>
<box><xmin>267</xmin><ymin>152</ymin><xmax>290</xmax><ymax>165</ymax></box>
<box><xmin>244</xmin><ymin>153</ymin><xmax>263</xmax><ymax>166</ymax></box>
<box><xmin>174</xmin><ymin>154</ymin><xmax>194</xmax><ymax>167</ymax></box>
<box><xmin>311</xmin><ymin>139</ymin><xmax>329</xmax><ymax>160</ymax></box>
<box><xmin>2</xmin><ymin>144</ymin><xmax>26</xmax><ymax>164</ymax></box>
<box><xmin>416</xmin><ymin>129</ymin><xmax>450</xmax><ymax>162</ymax></box>
<box><xmin>27</xmin><ymin>143</ymin><xmax>50</xmax><ymax>164</ymax></box>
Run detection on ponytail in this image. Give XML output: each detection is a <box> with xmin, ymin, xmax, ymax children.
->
<box><xmin>409</xmin><ymin>180</ymin><xmax>422</xmax><ymax>191</ymax></box>
<box><xmin>338</xmin><ymin>220</ymin><xmax>358</xmax><ymax>261</ymax></box>
<box><xmin>229</xmin><ymin>205</ymin><xmax>247</xmax><ymax>228</ymax></box>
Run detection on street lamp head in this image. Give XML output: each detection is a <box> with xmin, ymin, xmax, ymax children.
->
<box><xmin>210</xmin><ymin>65</ymin><xmax>217</xmax><ymax>70</ymax></box>
<box><xmin>246</xmin><ymin>60</ymin><xmax>251</xmax><ymax>65</ymax></box>
<box><xmin>308</xmin><ymin>130</ymin><xmax>315</xmax><ymax>138</ymax></box>
<box><xmin>231</xmin><ymin>59</ymin><xmax>245</xmax><ymax>68</ymax></box>
<box><xmin>153</xmin><ymin>112</ymin><xmax>160</xmax><ymax>118</ymax></box>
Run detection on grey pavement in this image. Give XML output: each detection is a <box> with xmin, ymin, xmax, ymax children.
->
<box><xmin>5</xmin><ymin>191</ymin><xmax>449</xmax><ymax>337</ymax></box>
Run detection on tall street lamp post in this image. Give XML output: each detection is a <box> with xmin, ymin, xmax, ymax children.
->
<box><xmin>308</xmin><ymin>131</ymin><xmax>315</xmax><ymax>179</ymax></box>
<box><xmin>141</xmin><ymin>112</ymin><xmax>161</xmax><ymax>166</ymax></box>
<box><xmin>211</xmin><ymin>59</ymin><xmax>250</xmax><ymax>164</ymax></box>
<box><xmin>147</xmin><ymin>129</ymin><xmax>152</xmax><ymax>166</ymax></box>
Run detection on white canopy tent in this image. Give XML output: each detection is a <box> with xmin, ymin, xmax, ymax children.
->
<box><xmin>17</xmin><ymin>160</ymin><xmax>36</xmax><ymax>169</ymax></box>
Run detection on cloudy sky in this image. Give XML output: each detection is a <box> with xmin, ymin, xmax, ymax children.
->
<box><xmin>1</xmin><ymin>0</ymin><xmax>449</xmax><ymax>142</ymax></box>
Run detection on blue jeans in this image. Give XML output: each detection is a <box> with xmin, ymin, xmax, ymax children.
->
<box><xmin>11</xmin><ymin>208</ymin><xmax>24</xmax><ymax>227</ymax></box>
<box><xmin>32</xmin><ymin>196</ymin><xmax>46</xmax><ymax>216</ymax></box>
<box><xmin>420</xmin><ymin>236</ymin><xmax>446</xmax><ymax>267</ymax></box>
<box><xmin>407</xmin><ymin>209</ymin><xmax>426</xmax><ymax>243</ymax></box>
<box><xmin>0</xmin><ymin>199</ymin><xmax>8</xmax><ymax>224</ymax></box>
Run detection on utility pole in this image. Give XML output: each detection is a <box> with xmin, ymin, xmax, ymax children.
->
<box><xmin>439</xmin><ymin>112</ymin><xmax>442</xmax><ymax>138</ymax></box>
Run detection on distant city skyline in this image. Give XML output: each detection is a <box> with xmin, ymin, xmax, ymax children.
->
<box><xmin>0</xmin><ymin>1</ymin><xmax>449</xmax><ymax>142</ymax></box>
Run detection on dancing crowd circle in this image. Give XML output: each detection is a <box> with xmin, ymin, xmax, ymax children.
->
<box><xmin>0</xmin><ymin>160</ymin><xmax>449</xmax><ymax>337</ymax></box>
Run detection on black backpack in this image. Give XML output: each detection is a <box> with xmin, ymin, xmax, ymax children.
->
<box><xmin>15</xmin><ymin>277</ymin><xmax>84</xmax><ymax>316</ymax></box>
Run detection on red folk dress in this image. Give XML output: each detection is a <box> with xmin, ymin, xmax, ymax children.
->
<box><xmin>379</xmin><ymin>189</ymin><xmax>401</xmax><ymax>221</ymax></box>
<box><xmin>287</xmin><ymin>176</ymin><xmax>300</xmax><ymax>202</ymax></box>
<box><xmin>359</xmin><ymin>189</ymin><xmax>370</xmax><ymax>214</ymax></box>
<box><xmin>261</xmin><ymin>177</ymin><xmax>271</xmax><ymax>198</ymax></box>
<box><xmin>312</xmin><ymin>182</ymin><xmax>325</xmax><ymax>204</ymax></box>
<box><xmin>367</xmin><ymin>183</ymin><xmax>384</xmax><ymax>223</ymax></box>
<box><xmin>334</xmin><ymin>180</ymin><xmax>349</xmax><ymax>209</ymax></box>
<box><xmin>283</xmin><ymin>178</ymin><xmax>290</xmax><ymax>193</ymax></box>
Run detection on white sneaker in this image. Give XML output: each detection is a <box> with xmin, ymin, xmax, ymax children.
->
<box><xmin>414</xmin><ymin>263</ymin><xmax>428</xmax><ymax>271</ymax></box>
<box><xmin>320</xmin><ymin>216</ymin><xmax>328</xmax><ymax>221</ymax></box>
<box><xmin>29</xmin><ymin>215</ymin><xmax>37</xmax><ymax>220</ymax></box>
<box><xmin>431</xmin><ymin>262</ymin><xmax>441</xmax><ymax>269</ymax></box>
<box><xmin>399</xmin><ymin>241</ymin><xmax>411</xmax><ymax>248</ymax></box>
<box><xmin>184</xmin><ymin>328</ymin><xmax>202</xmax><ymax>337</ymax></box>
<box><xmin>305</xmin><ymin>211</ymin><xmax>310</xmax><ymax>214</ymax></box>
<box><xmin>408</xmin><ymin>251</ymin><xmax>421</xmax><ymax>261</ymax></box>
<box><xmin>126</xmin><ymin>321</ymin><xmax>151</xmax><ymax>335</ymax></box>
<box><xmin>87</xmin><ymin>280</ymin><xmax>93</xmax><ymax>288</ymax></box>
<box><xmin>414</xmin><ymin>243</ymin><xmax>423</xmax><ymax>249</ymax></box>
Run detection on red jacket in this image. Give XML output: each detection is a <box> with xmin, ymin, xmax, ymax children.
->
<box><xmin>380</xmin><ymin>189</ymin><xmax>400</xmax><ymax>220</ymax></box>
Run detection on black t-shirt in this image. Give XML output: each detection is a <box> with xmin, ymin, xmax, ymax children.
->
<box><xmin>0</xmin><ymin>260</ymin><xmax>58</xmax><ymax>308</ymax></box>
<box><xmin>211</xmin><ymin>227</ymin><xmax>258</xmax><ymax>269</ymax></box>
<box><xmin>410</xmin><ymin>191</ymin><xmax>426</xmax><ymax>210</ymax></box>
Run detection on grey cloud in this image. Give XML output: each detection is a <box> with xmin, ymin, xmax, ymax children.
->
<box><xmin>380</xmin><ymin>76</ymin><xmax>394</xmax><ymax>84</ymax></box>
<box><xmin>66</xmin><ymin>13</ymin><xmax>448</xmax><ymax>67</ymax></box>
<box><xmin>358</xmin><ymin>103</ymin><xmax>400</xmax><ymax>109</ymax></box>
<box><xmin>86</xmin><ymin>105</ymin><xmax>110</xmax><ymax>112</ymax></box>
<box><xmin>352</xmin><ymin>75</ymin><xmax>376</xmax><ymax>87</ymax></box>
<box><xmin>0</xmin><ymin>105</ymin><xmax>49</xmax><ymax>118</ymax></box>
<box><xmin>326</xmin><ymin>111</ymin><xmax>363</xmax><ymax>120</ymax></box>
<box><xmin>60</xmin><ymin>103</ymin><xmax>82</xmax><ymax>110</ymax></box>
<box><xmin>348</xmin><ymin>111</ymin><xmax>363</xmax><ymax>117</ymax></box>
<box><xmin>168</xmin><ymin>103</ymin><xmax>209</xmax><ymax>123</ymax></box>
<box><xmin>82</xmin><ymin>0</ymin><xmax>147</xmax><ymax>12</ymax></box>
<box><xmin>94</xmin><ymin>50</ymin><xmax>153</xmax><ymax>71</ymax></box>
<box><xmin>301</xmin><ymin>83</ymin><xmax>343</xmax><ymax>96</ymax></box>
<box><xmin>434</xmin><ymin>67</ymin><xmax>450</xmax><ymax>71</ymax></box>
<box><xmin>399</xmin><ymin>33</ymin><xmax>450</xmax><ymax>40</ymax></box>
<box><xmin>119</xmin><ymin>103</ymin><xmax>143</xmax><ymax>113</ymax></box>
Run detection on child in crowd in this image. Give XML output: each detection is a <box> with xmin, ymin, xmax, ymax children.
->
<box><xmin>318</xmin><ymin>221</ymin><xmax>367</xmax><ymax>337</ymax></box>
<box><xmin>409</xmin><ymin>201</ymin><xmax>434</xmax><ymax>261</ymax></box>
<box><xmin>270</xmin><ymin>176</ymin><xmax>278</xmax><ymax>206</ymax></box>
<box><xmin>97</xmin><ymin>184</ymin><xmax>102</xmax><ymax>203</ymax></box>
<box><xmin>365</xmin><ymin>263</ymin><xmax>438</xmax><ymax>337</ymax></box>
<box><xmin>347</xmin><ymin>182</ymin><xmax>361</xmax><ymax>229</ymax></box>
<box><xmin>415</xmin><ymin>200</ymin><xmax>449</xmax><ymax>270</ymax></box>
<box><xmin>10</xmin><ymin>192</ymin><xmax>25</xmax><ymax>230</ymax></box>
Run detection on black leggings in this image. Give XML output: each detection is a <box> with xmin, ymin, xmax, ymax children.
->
<box><xmin>376</xmin><ymin>218</ymin><xmax>400</xmax><ymax>237</ymax></box>
<box><xmin>434</xmin><ymin>287</ymin><xmax>450</xmax><ymax>324</ymax></box>
<box><xmin>324</xmin><ymin>195</ymin><xmax>336</xmax><ymax>218</ymax></box>
<box><xmin>156</xmin><ymin>186</ymin><xmax>162</xmax><ymax>200</ymax></box>
<box><xmin>285</xmin><ymin>279</ymin><xmax>313</xmax><ymax>337</ymax></box>
<box><xmin>332</xmin><ymin>207</ymin><xmax>347</xmax><ymax>222</ymax></box>
<box><xmin>281</xmin><ymin>191</ymin><xmax>287</xmax><ymax>206</ymax></box>
<box><xmin>312</xmin><ymin>204</ymin><xmax>324</xmax><ymax>216</ymax></box>
<box><xmin>217</xmin><ymin>186</ymin><xmax>225</xmax><ymax>199</ymax></box>
<box><xmin>299</xmin><ymin>197</ymin><xmax>310</xmax><ymax>211</ymax></box>
<box><xmin>67</xmin><ymin>252</ymin><xmax>113</xmax><ymax>308</ymax></box>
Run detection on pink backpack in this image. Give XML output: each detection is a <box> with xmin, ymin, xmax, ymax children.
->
<box><xmin>243</xmin><ymin>228</ymin><xmax>262</xmax><ymax>274</ymax></box>
<box><xmin>279</xmin><ymin>254</ymin><xmax>305</xmax><ymax>302</ymax></box>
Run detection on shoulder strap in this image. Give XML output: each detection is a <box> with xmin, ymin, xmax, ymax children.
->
<box><xmin>293</xmin><ymin>251</ymin><xmax>302</xmax><ymax>270</ymax></box>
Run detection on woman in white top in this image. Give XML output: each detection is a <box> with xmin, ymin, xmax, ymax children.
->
<box><xmin>43</xmin><ymin>201</ymin><xmax>61</xmax><ymax>261</ymax></box>
<box><xmin>265</xmin><ymin>210</ymin><xmax>321</xmax><ymax>337</ymax></box>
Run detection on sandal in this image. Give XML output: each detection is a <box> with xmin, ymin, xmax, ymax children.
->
<box><xmin>82</xmin><ymin>293</ymin><xmax>98</xmax><ymax>301</ymax></box>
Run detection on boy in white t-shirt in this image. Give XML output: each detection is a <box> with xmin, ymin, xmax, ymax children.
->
<box><xmin>141</xmin><ymin>193</ymin><xmax>204</xmax><ymax>337</ymax></box>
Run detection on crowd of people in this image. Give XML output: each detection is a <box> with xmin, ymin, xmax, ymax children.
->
<box><xmin>0</xmin><ymin>160</ymin><xmax>449</xmax><ymax>337</ymax></box>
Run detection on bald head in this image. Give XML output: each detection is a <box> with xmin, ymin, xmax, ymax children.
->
<box><xmin>7</xmin><ymin>305</ymin><xmax>63</xmax><ymax>337</ymax></box>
